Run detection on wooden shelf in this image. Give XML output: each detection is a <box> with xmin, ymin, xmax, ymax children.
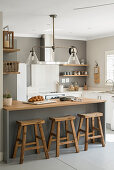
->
<box><xmin>3</xmin><ymin>72</ymin><xmax>20</xmax><ymax>75</ymax></box>
<box><xmin>60</xmin><ymin>64</ymin><xmax>88</xmax><ymax>66</ymax></box>
<box><xmin>60</xmin><ymin>75</ymin><xmax>88</xmax><ymax>77</ymax></box>
<box><xmin>3</xmin><ymin>48</ymin><xmax>20</xmax><ymax>53</ymax></box>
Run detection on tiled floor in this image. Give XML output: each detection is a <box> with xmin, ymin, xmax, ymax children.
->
<box><xmin>0</xmin><ymin>128</ymin><xmax>114</xmax><ymax>170</ymax></box>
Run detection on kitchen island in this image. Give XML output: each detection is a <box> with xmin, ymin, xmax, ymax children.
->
<box><xmin>3</xmin><ymin>98</ymin><xmax>105</xmax><ymax>163</ymax></box>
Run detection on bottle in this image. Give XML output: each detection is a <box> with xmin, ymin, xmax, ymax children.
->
<box><xmin>74</xmin><ymin>82</ymin><xmax>79</xmax><ymax>91</ymax></box>
<box><xmin>83</xmin><ymin>82</ymin><xmax>88</xmax><ymax>90</ymax></box>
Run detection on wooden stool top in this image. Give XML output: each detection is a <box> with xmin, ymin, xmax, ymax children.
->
<box><xmin>77</xmin><ymin>112</ymin><xmax>103</xmax><ymax>119</ymax></box>
<box><xmin>17</xmin><ymin>119</ymin><xmax>45</xmax><ymax>126</ymax></box>
<box><xmin>49</xmin><ymin>115</ymin><xmax>76</xmax><ymax>122</ymax></box>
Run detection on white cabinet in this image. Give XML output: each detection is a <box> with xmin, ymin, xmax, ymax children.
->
<box><xmin>65</xmin><ymin>92</ymin><xmax>82</xmax><ymax>97</ymax></box>
<box><xmin>83</xmin><ymin>92</ymin><xmax>99</xmax><ymax>99</ymax></box>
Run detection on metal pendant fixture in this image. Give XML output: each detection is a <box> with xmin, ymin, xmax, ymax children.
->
<box><xmin>68</xmin><ymin>46</ymin><xmax>80</xmax><ymax>64</ymax></box>
<box><xmin>26</xmin><ymin>14</ymin><xmax>79</xmax><ymax>64</ymax></box>
<box><xmin>40</xmin><ymin>14</ymin><xmax>67</xmax><ymax>52</ymax></box>
<box><xmin>26</xmin><ymin>48</ymin><xmax>39</xmax><ymax>64</ymax></box>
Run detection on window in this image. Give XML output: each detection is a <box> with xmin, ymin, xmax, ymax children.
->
<box><xmin>105</xmin><ymin>50</ymin><xmax>114</xmax><ymax>84</ymax></box>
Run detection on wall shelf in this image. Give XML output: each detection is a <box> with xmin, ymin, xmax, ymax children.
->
<box><xmin>3</xmin><ymin>72</ymin><xmax>20</xmax><ymax>75</ymax></box>
<box><xmin>3</xmin><ymin>48</ymin><xmax>20</xmax><ymax>53</ymax></box>
<box><xmin>60</xmin><ymin>64</ymin><xmax>88</xmax><ymax>66</ymax></box>
<box><xmin>60</xmin><ymin>75</ymin><xmax>88</xmax><ymax>77</ymax></box>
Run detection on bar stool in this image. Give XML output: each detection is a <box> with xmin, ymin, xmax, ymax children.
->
<box><xmin>77</xmin><ymin>112</ymin><xmax>105</xmax><ymax>151</ymax></box>
<box><xmin>13</xmin><ymin>119</ymin><xmax>49</xmax><ymax>164</ymax></box>
<box><xmin>48</xmin><ymin>115</ymin><xmax>79</xmax><ymax>157</ymax></box>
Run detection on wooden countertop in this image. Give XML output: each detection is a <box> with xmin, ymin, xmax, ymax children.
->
<box><xmin>3</xmin><ymin>98</ymin><xmax>105</xmax><ymax>111</ymax></box>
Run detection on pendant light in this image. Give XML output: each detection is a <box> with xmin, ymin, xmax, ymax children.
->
<box><xmin>26</xmin><ymin>48</ymin><xmax>39</xmax><ymax>64</ymax></box>
<box><xmin>68</xmin><ymin>46</ymin><xmax>80</xmax><ymax>64</ymax></box>
<box><xmin>26</xmin><ymin>14</ymin><xmax>80</xmax><ymax>64</ymax></box>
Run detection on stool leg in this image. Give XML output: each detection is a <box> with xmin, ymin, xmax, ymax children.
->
<box><xmin>70</xmin><ymin>120</ymin><xmax>79</xmax><ymax>153</ymax></box>
<box><xmin>56</xmin><ymin>122</ymin><xmax>60</xmax><ymax>157</ymax></box>
<box><xmin>92</xmin><ymin>117</ymin><xmax>95</xmax><ymax>143</ymax></box>
<box><xmin>34</xmin><ymin>124</ymin><xmax>40</xmax><ymax>154</ymax></box>
<box><xmin>48</xmin><ymin>120</ymin><xmax>55</xmax><ymax>152</ymax></box>
<box><xmin>98</xmin><ymin>117</ymin><xmax>105</xmax><ymax>147</ymax></box>
<box><xmin>77</xmin><ymin>118</ymin><xmax>84</xmax><ymax>143</ymax></box>
<box><xmin>85</xmin><ymin>118</ymin><xmax>89</xmax><ymax>151</ymax></box>
<box><xmin>39</xmin><ymin>124</ymin><xmax>49</xmax><ymax>159</ymax></box>
<box><xmin>20</xmin><ymin>126</ymin><xmax>27</xmax><ymax>164</ymax></box>
<box><xmin>13</xmin><ymin>125</ymin><xmax>22</xmax><ymax>158</ymax></box>
<box><xmin>65</xmin><ymin>120</ymin><xmax>70</xmax><ymax>148</ymax></box>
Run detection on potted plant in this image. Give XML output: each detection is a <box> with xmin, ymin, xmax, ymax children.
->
<box><xmin>3</xmin><ymin>93</ymin><xmax>12</xmax><ymax>106</ymax></box>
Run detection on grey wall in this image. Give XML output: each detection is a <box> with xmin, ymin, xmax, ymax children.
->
<box><xmin>55</xmin><ymin>39</ymin><xmax>86</xmax><ymax>62</ymax></box>
<box><xmin>16</xmin><ymin>37</ymin><xmax>40</xmax><ymax>63</ymax></box>
<box><xmin>0</xmin><ymin>12</ymin><xmax>3</xmax><ymax>161</ymax></box>
<box><xmin>86</xmin><ymin>36</ymin><xmax>114</xmax><ymax>88</ymax></box>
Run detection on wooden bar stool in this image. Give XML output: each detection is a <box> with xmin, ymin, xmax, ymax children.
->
<box><xmin>77</xmin><ymin>112</ymin><xmax>105</xmax><ymax>151</ymax></box>
<box><xmin>13</xmin><ymin>119</ymin><xmax>49</xmax><ymax>164</ymax></box>
<box><xmin>48</xmin><ymin>115</ymin><xmax>79</xmax><ymax>157</ymax></box>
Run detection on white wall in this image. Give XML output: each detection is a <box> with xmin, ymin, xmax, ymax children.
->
<box><xmin>0</xmin><ymin>12</ymin><xmax>3</xmax><ymax>161</ymax></box>
<box><xmin>87</xmin><ymin>36</ymin><xmax>114</xmax><ymax>88</ymax></box>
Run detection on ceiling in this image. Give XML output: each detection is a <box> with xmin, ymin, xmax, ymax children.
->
<box><xmin>1</xmin><ymin>0</ymin><xmax>114</xmax><ymax>40</ymax></box>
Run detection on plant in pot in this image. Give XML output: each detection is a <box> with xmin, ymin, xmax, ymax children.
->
<box><xmin>3</xmin><ymin>93</ymin><xmax>12</xmax><ymax>106</ymax></box>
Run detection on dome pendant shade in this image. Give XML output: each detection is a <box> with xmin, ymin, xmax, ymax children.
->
<box><xmin>26</xmin><ymin>48</ymin><xmax>39</xmax><ymax>64</ymax></box>
<box><xmin>68</xmin><ymin>47</ymin><xmax>80</xmax><ymax>64</ymax></box>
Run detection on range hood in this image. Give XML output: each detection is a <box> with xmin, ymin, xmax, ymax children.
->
<box><xmin>40</xmin><ymin>34</ymin><xmax>54</xmax><ymax>62</ymax></box>
<box><xmin>40</xmin><ymin>34</ymin><xmax>67</xmax><ymax>64</ymax></box>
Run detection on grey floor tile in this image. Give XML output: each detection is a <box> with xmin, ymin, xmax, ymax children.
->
<box><xmin>0</xmin><ymin>158</ymin><xmax>74</xmax><ymax>170</ymax></box>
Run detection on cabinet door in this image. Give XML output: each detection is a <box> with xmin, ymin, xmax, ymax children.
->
<box><xmin>105</xmin><ymin>95</ymin><xmax>112</xmax><ymax>124</ymax></box>
<box><xmin>84</xmin><ymin>92</ymin><xmax>99</xmax><ymax>99</ymax></box>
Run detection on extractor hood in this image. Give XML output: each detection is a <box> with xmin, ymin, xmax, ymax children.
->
<box><xmin>40</xmin><ymin>34</ymin><xmax>67</xmax><ymax>64</ymax></box>
<box><xmin>40</xmin><ymin>34</ymin><xmax>54</xmax><ymax>62</ymax></box>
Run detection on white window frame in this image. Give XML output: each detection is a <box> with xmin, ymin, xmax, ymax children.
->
<box><xmin>105</xmin><ymin>50</ymin><xmax>114</xmax><ymax>86</ymax></box>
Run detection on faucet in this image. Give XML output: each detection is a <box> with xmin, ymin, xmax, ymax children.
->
<box><xmin>106</xmin><ymin>79</ymin><xmax>114</xmax><ymax>92</ymax></box>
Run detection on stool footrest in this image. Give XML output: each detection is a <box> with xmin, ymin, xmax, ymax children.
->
<box><xmin>60</xmin><ymin>140</ymin><xmax>74</xmax><ymax>146</ymax></box>
<box><xmin>52</xmin><ymin>137</ymin><xmax>67</xmax><ymax>142</ymax></box>
<box><xmin>88</xmin><ymin>135</ymin><xmax>102</xmax><ymax>140</ymax></box>
<box><xmin>25</xmin><ymin>145</ymin><xmax>44</xmax><ymax>151</ymax></box>
<box><xmin>18</xmin><ymin>142</ymin><xmax>36</xmax><ymax>147</ymax></box>
<box><xmin>79</xmin><ymin>132</ymin><xmax>94</xmax><ymax>137</ymax></box>
<box><xmin>67</xmin><ymin>130</ymin><xmax>73</xmax><ymax>134</ymax></box>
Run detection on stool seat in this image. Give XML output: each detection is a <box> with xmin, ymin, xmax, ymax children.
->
<box><xmin>77</xmin><ymin>112</ymin><xmax>103</xmax><ymax>118</ymax></box>
<box><xmin>17</xmin><ymin>119</ymin><xmax>45</xmax><ymax>126</ymax></box>
<box><xmin>49</xmin><ymin>115</ymin><xmax>76</xmax><ymax>122</ymax></box>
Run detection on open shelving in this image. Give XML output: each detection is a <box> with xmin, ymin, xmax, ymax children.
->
<box><xmin>3</xmin><ymin>72</ymin><xmax>20</xmax><ymax>75</ymax></box>
<box><xmin>3</xmin><ymin>48</ymin><xmax>20</xmax><ymax>53</ymax></box>
<box><xmin>60</xmin><ymin>64</ymin><xmax>88</xmax><ymax>67</ymax></box>
<box><xmin>60</xmin><ymin>75</ymin><xmax>88</xmax><ymax>77</ymax></box>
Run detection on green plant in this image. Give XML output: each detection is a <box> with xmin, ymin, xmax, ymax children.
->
<box><xmin>3</xmin><ymin>93</ymin><xmax>12</xmax><ymax>98</ymax></box>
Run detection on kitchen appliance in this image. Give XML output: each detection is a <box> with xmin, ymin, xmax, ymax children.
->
<box><xmin>45</xmin><ymin>93</ymin><xmax>65</xmax><ymax>100</ymax></box>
